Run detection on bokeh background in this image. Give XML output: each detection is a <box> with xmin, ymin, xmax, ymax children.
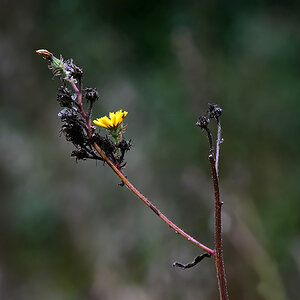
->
<box><xmin>1</xmin><ymin>0</ymin><xmax>300</xmax><ymax>299</ymax></box>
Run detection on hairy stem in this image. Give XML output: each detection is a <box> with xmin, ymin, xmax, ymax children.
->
<box><xmin>93</xmin><ymin>142</ymin><xmax>215</xmax><ymax>256</ymax></box>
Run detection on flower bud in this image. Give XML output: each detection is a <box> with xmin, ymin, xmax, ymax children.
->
<box><xmin>36</xmin><ymin>49</ymin><xmax>53</xmax><ymax>60</ymax></box>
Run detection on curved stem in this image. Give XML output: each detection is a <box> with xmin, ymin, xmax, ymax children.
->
<box><xmin>93</xmin><ymin>142</ymin><xmax>215</xmax><ymax>256</ymax></box>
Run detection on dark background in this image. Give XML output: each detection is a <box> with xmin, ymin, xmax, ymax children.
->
<box><xmin>1</xmin><ymin>0</ymin><xmax>300</xmax><ymax>299</ymax></box>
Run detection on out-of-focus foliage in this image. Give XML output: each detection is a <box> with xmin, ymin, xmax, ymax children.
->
<box><xmin>1</xmin><ymin>0</ymin><xmax>300</xmax><ymax>299</ymax></box>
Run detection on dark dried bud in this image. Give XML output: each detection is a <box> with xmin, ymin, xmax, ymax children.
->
<box><xmin>117</xmin><ymin>139</ymin><xmax>132</xmax><ymax>164</ymax></box>
<box><xmin>65</xmin><ymin>58</ymin><xmax>83</xmax><ymax>81</ymax></box>
<box><xmin>208</xmin><ymin>103</ymin><xmax>222</xmax><ymax>120</ymax></box>
<box><xmin>196</xmin><ymin>116</ymin><xmax>210</xmax><ymax>129</ymax></box>
<box><xmin>84</xmin><ymin>88</ymin><xmax>99</xmax><ymax>102</ymax></box>
<box><xmin>117</xmin><ymin>140</ymin><xmax>132</xmax><ymax>152</ymax></box>
<box><xmin>61</xmin><ymin>122</ymin><xmax>86</xmax><ymax>147</ymax></box>
<box><xmin>92</xmin><ymin>133</ymin><xmax>116</xmax><ymax>160</ymax></box>
<box><xmin>71</xmin><ymin>149</ymin><xmax>89</xmax><ymax>161</ymax></box>
<box><xmin>60</xmin><ymin>111</ymin><xmax>87</xmax><ymax>147</ymax></box>
<box><xmin>57</xmin><ymin>86</ymin><xmax>74</xmax><ymax>108</ymax></box>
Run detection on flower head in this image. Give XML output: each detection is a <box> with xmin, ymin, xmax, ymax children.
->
<box><xmin>93</xmin><ymin>110</ymin><xmax>128</xmax><ymax>129</ymax></box>
<box><xmin>93</xmin><ymin>110</ymin><xmax>128</xmax><ymax>144</ymax></box>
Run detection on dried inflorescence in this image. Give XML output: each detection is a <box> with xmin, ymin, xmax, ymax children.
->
<box><xmin>196</xmin><ymin>103</ymin><xmax>222</xmax><ymax>129</ymax></box>
<box><xmin>37</xmin><ymin>49</ymin><xmax>132</xmax><ymax>171</ymax></box>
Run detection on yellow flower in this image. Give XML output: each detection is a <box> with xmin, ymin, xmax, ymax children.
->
<box><xmin>93</xmin><ymin>110</ymin><xmax>128</xmax><ymax>129</ymax></box>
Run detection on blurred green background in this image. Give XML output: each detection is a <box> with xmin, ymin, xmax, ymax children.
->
<box><xmin>1</xmin><ymin>0</ymin><xmax>300</xmax><ymax>299</ymax></box>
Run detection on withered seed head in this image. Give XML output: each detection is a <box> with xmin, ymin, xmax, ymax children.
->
<box><xmin>84</xmin><ymin>88</ymin><xmax>99</xmax><ymax>102</ymax></box>
<box><xmin>208</xmin><ymin>104</ymin><xmax>222</xmax><ymax>120</ymax></box>
<box><xmin>196</xmin><ymin>116</ymin><xmax>210</xmax><ymax>129</ymax></box>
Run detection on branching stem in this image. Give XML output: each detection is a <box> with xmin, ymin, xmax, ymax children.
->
<box><xmin>70</xmin><ymin>74</ymin><xmax>227</xmax><ymax>299</ymax></box>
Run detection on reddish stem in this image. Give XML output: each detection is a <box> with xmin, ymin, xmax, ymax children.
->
<box><xmin>71</xmin><ymin>81</ymin><xmax>91</xmax><ymax>133</ymax></box>
<box><xmin>70</xmin><ymin>78</ymin><xmax>227</xmax><ymax>298</ymax></box>
<box><xmin>93</xmin><ymin>142</ymin><xmax>215</xmax><ymax>256</ymax></box>
<box><xmin>209</xmin><ymin>153</ymin><xmax>229</xmax><ymax>300</ymax></box>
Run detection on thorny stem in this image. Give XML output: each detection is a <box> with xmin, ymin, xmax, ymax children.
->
<box><xmin>205</xmin><ymin>124</ymin><xmax>229</xmax><ymax>300</ymax></box>
<box><xmin>93</xmin><ymin>142</ymin><xmax>215</xmax><ymax>256</ymax></box>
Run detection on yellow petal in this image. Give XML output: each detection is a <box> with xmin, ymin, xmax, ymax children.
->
<box><xmin>101</xmin><ymin>116</ymin><xmax>114</xmax><ymax>128</ymax></box>
<box><xmin>110</xmin><ymin>112</ymin><xmax>117</xmax><ymax>126</ymax></box>
<box><xmin>93</xmin><ymin>116</ymin><xmax>112</xmax><ymax>128</ymax></box>
<box><xmin>93</xmin><ymin>110</ymin><xmax>128</xmax><ymax>129</ymax></box>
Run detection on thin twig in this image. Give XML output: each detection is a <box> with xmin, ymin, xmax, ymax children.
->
<box><xmin>173</xmin><ymin>253</ymin><xmax>211</xmax><ymax>269</ymax></box>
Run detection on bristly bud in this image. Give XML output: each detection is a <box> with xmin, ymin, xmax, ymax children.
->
<box><xmin>117</xmin><ymin>140</ymin><xmax>132</xmax><ymax>152</ymax></box>
<box><xmin>196</xmin><ymin>116</ymin><xmax>210</xmax><ymax>129</ymax></box>
<box><xmin>84</xmin><ymin>88</ymin><xmax>99</xmax><ymax>103</ymax></box>
<box><xmin>117</xmin><ymin>139</ymin><xmax>132</xmax><ymax>165</ymax></box>
<box><xmin>36</xmin><ymin>49</ymin><xmax>53</xmax><ymax>60</ymax></box>
<box><xmin>208</xmin><ymin>103</ymin><xmax>222</xmax><ymax>120</ymax></box>
<box><xmin>92</xmin><ymin>133</ymin><xmax>117</xmax><ymax>162</ymax></box>
<box><xmin>57</xmin><ymin>86</ymin><xmax>74</xmax><ymax>108</ymax></box>
<box><xmin>71</xmin><ymin>149</ymin><xmax>89</xmax><ymax>161</ymax></box>
<box><xmin>59</xmin><ymin>109</ymin><xmax>87</xmax><ymax>147</ymax></box>
<box><xmin>64</xmin><ymin>58</ymin><xmax>83</xmax><ymax>81</ymax></box>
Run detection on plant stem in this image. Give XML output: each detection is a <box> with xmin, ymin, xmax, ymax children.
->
<box><xmin>205</xmin><ymin>125</ymin><xmax>229</xmax><ymax>300</ymax></box>
<box><xmin>92</xmin><ymin>142</ymin><xmax>215</xmax><ymax>256</ymax></box>
<box><xmin>209</xmin><ymin>154</ymin><xmax>229</xmax><ymax>300</ymax></box>
<box><xmin>69</xmin><ymin>79</ymin><xmax>225</xmax><ymax>297</ymax></box>
<box><xmin>71</xmin><ymin>81</ymin><xmax>91</xmax><ymax>134</ymax></box>
<box><xmin>215</xmin><ymin>119</ymin><xmax>222</xmax><ymax>176</ymax></box>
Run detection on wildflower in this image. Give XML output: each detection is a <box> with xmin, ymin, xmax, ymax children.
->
<box><xmin>93</xmin><ymin>110</ymin><xmax>128</xmax><ymax>129</ymax></box>
<box><xmin>93</xmin><ymin>110</ymin><xmax>128</xmax><ymax>143</ymax></box>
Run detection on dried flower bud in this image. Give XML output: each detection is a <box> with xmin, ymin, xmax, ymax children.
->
<box><xmin>196</xmin><ymin>116</ymin><xmax>210</xmax><ymax>129</ymax></box>
<box><xmin>36</xmin><ymin>49</ymin><xmax>53</xmax><ymax>60</ymax></box>
<box><xmin>84</xmin><ymin>88</ymin><xmax>99</xmax><ymax>102</ymax></box>
<box><xmin>57</xmin><ymin>86</ymin><xmax>73</xmax><ymax>108</ymax></box>
<box><xmin>117</xmin><ymin>139</ymin><xmax>132</xmax><ymax>152</ymax></box>
<box><xmin>64</xmin><ymin>58</ymin><xmax>83</xmax><ymax>81</ymax></box>
<box><xmin>71</xmin><ymin>149</ymin><xmax>89</xmax><ymax>161</ymax></box>
<box><xmin>208</xmin><ymin>104</ymin><xmax>222</xmax><ymax>120</ymax></box>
